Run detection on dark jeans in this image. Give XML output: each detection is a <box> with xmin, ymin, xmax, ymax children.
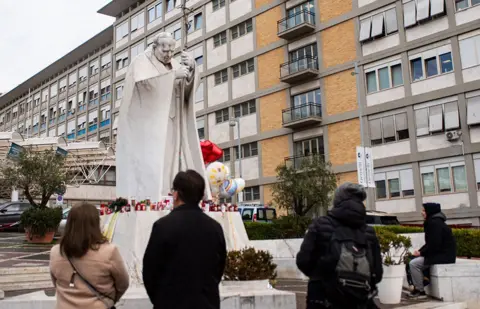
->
<box><xmin>306</xmin><ymin>281</ymin><xmax>378</xmax><ymax>309</ymax></box>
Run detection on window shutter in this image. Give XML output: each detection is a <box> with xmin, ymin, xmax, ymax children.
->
<box><xmin>369</xmin><ymin>119</ymin><xmax>382</xmax><ymax>141</ymax></box>
<box><xmin>382</xmin><ymin>116</ymin><xmax>395</xmax><ymax>139</ymax></box>
<box><xmin>385</xmin><ymin>8</ymin><xmax>398</xmax><ymax>34</ymax></box>
<box><xmin>416</xmin><ymin>0</ymin><xmax>430</xmax><ymax>21</ymax></box>
<box><xmin>359</xmin><ymin>19</ymin><xmax>372</xmax><ymax>42</ymax></box>
<box><xmin>404</xmin><ymin>1</ymin><xmax>417</xmax><ymax>27</ymax></box>
<box><xmin>428</xmin><ymin>105</ymin><xmax>443</xmax><ymax>133</ymax></box>
<box><xmin>395</xmin><ymin>113</ymin><xmax>408</xmax><ymax>131</ymax></box>
<box><xmin>371</xmin><ymin>13</ymin><xmax>385</xmax><ymax>38</ymax></box>
<box><xmin>467</xmin><ymin>96</ymin><xmax>480</xmax><ymax>125</ymax></box>
<box><xmin>444</xmin><ymin>101</ymin><xmax>460</xmax><ymax>130</ymax></box>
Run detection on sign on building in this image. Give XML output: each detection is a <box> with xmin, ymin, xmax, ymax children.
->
<box><xmin>356</xmin><ymin>146</ymin><xmax>375</xmax><ymax>188</ymax></box>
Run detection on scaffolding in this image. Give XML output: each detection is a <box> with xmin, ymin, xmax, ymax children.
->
<box><xmin>0</xmin><ymin>132</ymin><xmax>115</xmax><ymax>188</ymax></box>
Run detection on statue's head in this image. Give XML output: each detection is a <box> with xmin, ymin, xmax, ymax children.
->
<box><xmin>152</xmin><ymin>32</ymin><xmax>176</xmax><ymax>64</ymax></box>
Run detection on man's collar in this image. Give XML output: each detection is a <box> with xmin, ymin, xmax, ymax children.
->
<box><xmin>172</xmin><ymin>203</ymin><xmax>202</xmax><ymax>212</ymax></box>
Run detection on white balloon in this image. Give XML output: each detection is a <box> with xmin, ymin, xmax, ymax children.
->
<box><xmin>224</xmin><ymin>165</ymin><xmax>231</xmax><ymax>179</ymax></box>
<box><xmin>234</xmin><ymin>178</ymin><xmax>245</xmax><ymax>193</ymax></box>
<box><xmin>206</xmin><ymin>161</ymin><xmax>227</xmax><ymax>187</ymax></box>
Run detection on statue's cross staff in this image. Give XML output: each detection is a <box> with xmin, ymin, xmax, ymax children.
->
<box><xmin>176</xmin><ymin>0</ymin><xmax>194</xmax><ymax>173</ymax></box>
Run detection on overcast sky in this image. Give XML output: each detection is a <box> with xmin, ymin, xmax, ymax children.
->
<box><xmin>0</xmin><ymin>0</ymin><xmax>115</xmax><ymax>95</ymax></box>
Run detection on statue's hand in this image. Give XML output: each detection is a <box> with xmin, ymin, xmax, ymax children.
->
<box><xmin>175</xmin><ymin>66</ymin><xmax>190</xmax><ymax>79</ymax></box>
<box><xmin>180</xmin><ymin>51</ymin><xmax>195</xmax><ymax>70</ymax></box>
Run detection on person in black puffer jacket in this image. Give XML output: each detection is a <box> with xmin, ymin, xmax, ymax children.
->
<box><xmin>296</xmin><ymin>183</ymin><xmax>383</xmax><ymax>309</ymax></box>
<box><xmin>408</xmin><ymin>202</ymin><xmax>456</xmax><ymax>299</ymax></box>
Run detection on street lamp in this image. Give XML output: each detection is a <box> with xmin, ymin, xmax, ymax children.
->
<box><xmin>229</xmin><ymin>118</ymin><xmax>242</xmax><ymax>203</ymax></box>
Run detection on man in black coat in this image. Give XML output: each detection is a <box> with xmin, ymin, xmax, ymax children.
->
<box><xmin>296</xmin><ymin>183</ymin><xmax>383</xmax><ymax>309</ymax></box>
<box><xmin>409</xmin><ymin>202</ymin><xmax>456</xmax><ymax>298</ymax></box>
<box><xmin>143</xmin><ymin>170</ymin><xmax>227</xmax><ymax>309</ymax></box>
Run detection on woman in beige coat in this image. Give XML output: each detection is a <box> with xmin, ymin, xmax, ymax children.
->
<box><xmin>50</xmin><ymin>203</ymin><xmax>129</xmax><ymax>309</ymax></box>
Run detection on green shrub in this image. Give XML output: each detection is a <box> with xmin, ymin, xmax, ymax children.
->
<box><xmin>452</xmin><ymin>229</ymin><xmax>480</xmax><ymax>258</ymax></box>
<box><xmin>108</xmin><ymin>197</ymin><xmax>128</xmax><ymax>212</ymax></box>
<box><xmin>223</xmin><ymin>247</ymin><xmax>277</xmax><ymax>281</ymax></box>
<box><xmin>245</xmin><ymin>215</ymin><xmax>312</xmax><ymax>240</ymax></box>
<box><xmin>376</xmin><ymin>228</ymin><xmax>412</xmax><ymax>265</ymax></box>
<box><xmin>20</xmin><ymin>206</ymin><xmax>63</xmax><ymax>237</ymax></box>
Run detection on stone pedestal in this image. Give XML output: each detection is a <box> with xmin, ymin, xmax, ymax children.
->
<box><xmin>102</xmin><ymin>210</ymin><xmax>250</xmax><ymax>284</ymax></box>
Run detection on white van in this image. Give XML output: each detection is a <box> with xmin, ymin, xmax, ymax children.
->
<box><xmin>237</xmin><ymin>204</ymin><xmax>277</xmax><ymax>223</ymax></box>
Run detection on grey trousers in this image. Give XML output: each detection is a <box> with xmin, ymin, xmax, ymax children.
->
<box><xmin>409</xmin><ymin>257</ymin><xmax>428</xmax><ymax>292</ymax></box>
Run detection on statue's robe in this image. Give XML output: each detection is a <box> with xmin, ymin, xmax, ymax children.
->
<box><xmin>115</xmin><ymin>47</ymin><xmax>211</xmax><ymax>201</ymax></box>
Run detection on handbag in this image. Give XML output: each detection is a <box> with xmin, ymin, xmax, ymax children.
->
<box><xmin>67</xmin><ymin>257</ymin><xmax>116</xmax><ymax>309</ymax></box>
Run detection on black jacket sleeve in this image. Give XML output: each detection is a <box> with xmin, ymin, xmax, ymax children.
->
<box><xmin>142</xmin><ymin>221</ymin><xmax>165</xmax><ymax>303</ymax></box>
<box><xmin>296</xmin><ymin>220</ymin><xmax>322</xmax><ymax>277</ymax></box>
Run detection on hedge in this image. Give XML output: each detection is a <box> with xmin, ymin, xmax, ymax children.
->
<box><xmin>245</xmin><ymin>217</ymin><xmax>480</xmax><ymax>258</ymax></box>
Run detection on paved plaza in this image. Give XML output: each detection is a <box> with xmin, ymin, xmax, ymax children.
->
<box><xmin>0</xmin><ymin>232</ymin><xmax>54</xmax><ymax>269</ymax></box>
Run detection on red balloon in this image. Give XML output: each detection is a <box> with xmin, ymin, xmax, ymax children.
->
<box><xmin>200</xmin><ymin>140</ymin><xmax>223</xmax><ymax>164</ymax></box>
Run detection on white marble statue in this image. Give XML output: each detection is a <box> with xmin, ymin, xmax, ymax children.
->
<box><xmin>115</xmin><ymin>32</ymin><xmax>211</xmax><ymax>202</ymax></box>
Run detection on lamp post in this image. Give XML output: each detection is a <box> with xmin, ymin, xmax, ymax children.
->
<box><xmin>229</xmin><ymin>118</ymin><xmax>242</xmax><ymax>203</ymax></box>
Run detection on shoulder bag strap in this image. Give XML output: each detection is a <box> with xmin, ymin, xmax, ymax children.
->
<box><xmin>67</xmin><ymin>257</ymin><xmax>114</xmax><ymax>309</ymax></box>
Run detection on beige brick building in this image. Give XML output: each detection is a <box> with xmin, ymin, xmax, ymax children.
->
<box><xmin>2</xmin><ymin>0</ymin><xmax>480</xmax><ymax>225</ymax></box>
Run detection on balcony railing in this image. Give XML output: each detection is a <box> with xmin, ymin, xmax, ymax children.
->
<box><xmin>67</xmin><ymin>133</ymin><xmax>75</xmax><ymax>140</ymax></box>
<box><xmin>41</xmin><ymin>123</ymin><xmax>46</xmax><ymax>130</ymax></box>
<box><xmin>89</xmin><ymin>98</ymin><xmax>99</xmax><ymax>106</ymax></box>
<box><xmin>277</xmin><ymin>10</ymin><xmax>316</xmax><ymax>39</ymax></box>
<box><xmin>79</xmin><ymin>104</ymin><xmax>86</xmax><ymax>112</ymax></box>
<box><xmin>58</xmin><ymin>114</ymin><xmax>66</xmax><ymax>122</ymax></box>
<box><xmin>89</xmin><ymin>124</ymin><xmax>98</xmax><ymax>132</ymax></box>
<box><xmin>78</xmin><ymin>128</ymin><xmax>86</xmax><ymax>136</ymax></box>
<box><xmin>101</xmin><ymin>93</ymin><xmax>111</xmax><ymax>102</ymax></box>
<box><xmin>100</xmin><ymin>119</ymin><xmax>111</xmax><ymax>127</ymax></box>
<box><xmin>285</xmin><ymin>154</ymin><xmax>325</xmax><ymax>169</ymax></box>
<box><xmin>280</xmin><ymin>56</ymin><xmax>319</xmax><ymax>83</ymax></box>
<box><xmin>49</xmin><ymin>118</ymin><xmax>55</xmax><ymax>125</ymax></box>
<box><xmin>282</xmin><ymin>103</ymin><xmax>322</xmax><ymax>127</ymax></box>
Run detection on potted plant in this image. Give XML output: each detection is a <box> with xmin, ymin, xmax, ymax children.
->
<box><xmin>1</xmin><ymin>148</ymin><xmax>67</xmax><ymax>243</ymax></box>
<box><xmin>223</xmin><ymin>247</ymin><xmax>277</xmax><ymax>289</ymax></box>
<box><xmin>375</xmin><ymin>228</ymin><xmax>412</xmax><ymax>305</ymax></box>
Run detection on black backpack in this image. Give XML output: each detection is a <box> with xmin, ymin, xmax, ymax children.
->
<box><xmin>321</xmin><ymin>217</ymin><xmax>376</xmax><ymax>306</ymax></box>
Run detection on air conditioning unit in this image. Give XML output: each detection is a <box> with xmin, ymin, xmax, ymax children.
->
<box><xmin>445</xmin><ymin>130</ymin><xmax>462</xmax><ymax>141</ymax></box>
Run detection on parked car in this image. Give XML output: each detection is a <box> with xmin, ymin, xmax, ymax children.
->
<box><xmin>58</xmin><ymin>205</ymin><xmax>102</xmax><ymax>236</ymax></box>
<box><xmin>0</xmin><ymin>202</ymin><xmax>32</xmax><ymax>232</ymax></box>
<box><xmin>366</xmin><ymin>210</ymin><xmax>400</xmax><ymax>226</ymax></box>
<box><xmin>238</xmin><ymin>205</ymin><xmax>277</xmax><ymax>223</ymax></box>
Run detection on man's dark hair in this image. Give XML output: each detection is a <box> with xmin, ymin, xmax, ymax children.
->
<box><xmin>173</xmin><ymin>170</ymin><xmax>205</xmax><ymax>205</ymax></box>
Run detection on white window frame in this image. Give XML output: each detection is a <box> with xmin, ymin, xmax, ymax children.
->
<box><xmin>403</xmin><ymin>0</ymin><xmax>446</xmax><ymax>28</ymax></box>
<box><xmin>243</xmin><ymin>186</ymin><xmax>260</xmax><ymax>201</ymax></box>
<box><xmin>359</xmin><ymin>6</ymin><xmax>398</xmax><ymax>43</ymax></box>
<box><xmin>369</xmin><ymin>112</ymin><xmax>409</xmax><ymax>145</ymax></box>
<box><xmin>212</xmin><ymin>0</ymin><xmax>226</xmax><ymax>11</ymax></box>
<box><xmin>131</xmin><ymin>11</ymin><xmax>145</xmax><ymax>32</ymax></box>
<box><xmin>420</xmin><ymin>161</ymin><xmax>467</xmax><ymax>195</ymax></box>
<box><xmin>213</xmin><ymin>31</ymin><xmax>227</xmax><ymax>48</ymax></box>
<box><xmin>409</xmin><ymin>44</ymin><xmax>453</xmax><ymax>82</ymax></box>
<box><xmin>467</xmin><ymin>92</ymin><xmax>480</xmax><ymax>126</ymax></box>
<box><xmin>374</xmin><ymin>168</ymin><xmax>415</xmax><ymax>200</ymax></box>
<box><xmin>148</xmin><ymin>2</ymin><xmax>163</xmax><ymax>23</ymax></box>
<box><xmin>214</xmin><ymin>69</ymin><xmax>228</xmax><ymax>85</ymax></box>
<box><xmin>414</xmin><ymin>99</ymin><xmax>460</xmax><ymax>136</ymax></box>
<box><xmin>458</xmin><ymin>33</ymin><xmax>480</xmax><ymax>70</ymax></box>
<box><xmin>454</xmin><ymin>0</ymin><xmax>480</xmax><ymax>11</ymax></box>
<box><xmin>215</xmin><ymin>108</ymin><xmax>229</xmax><ymax>124</ymax></box>
<box><xmin>232</xmin><ymin>59</ymin><xmax>255</xmax><ymax>78</ymax></box>
<box><xmin>115</xmin><ymin>22</ymin><xmax>129</xmax><ymax>42</ymax></box>
<box><xmin>231</xmin><ymin>19</ymin><xmax>253</xmax><ymax>40</ymax></box>
<box><xmin>234</xmin><ymin>100</ymin><xmax>256</xmax><ymax>118</ymax></box>
<box><xmin>365</xmin><ymin>59</ymin><xmax>404</xmax><ymax>94</ymax></box>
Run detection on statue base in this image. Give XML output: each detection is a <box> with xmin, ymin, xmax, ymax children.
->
<box><xmin>102</xmin><ymin>210</ymin><xmax>250</xmax><ymax>285</ymax></box>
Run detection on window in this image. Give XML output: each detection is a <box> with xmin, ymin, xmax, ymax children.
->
<box><xmin>215</xmin><ymin>108</ymin><xmax>229</xmax><ymax>124</ymax></box>
<box><xmin>100</xmin><ymin>84</ymin><xmax>111</xmax><ymax>102</ymax></box>
<box><xmin>403</xmin><ymin>0</ymin><xmax>446</xmax><ymax>28</ymax></box>
<box><xmin>79</xmin><ymin>66</ymin><xmax>87</xmax><ymax>82</ymax></box>
<box><xmin>231</xmin><ymin>20</ymin><xmax>253</xmax><ymax>40</ymax></box>
<box><xmin>173</xmin><ymin>28</ymin><xmax>181</xmax><ymax>41</ymax></box>
<box><xmin>374</xmin><ymin>169</ymin><xmax>415</xmax><ymax>199</ymax></box>
<box><xmin>244</xmin><ymin>186</ymin><xmax>260</xmax><ymax>201</ymax></box>
<box><xmin>288</xmin><ymin>44</ymin><xmax>318</xmax><ymax>73</ymax></box>
<box><xmin>232</xmin><ymin>59</ymin><xmax>254</xmax><ymax>78</ymax></box>
<box><xmin>234</xmin><ymin>101</ymin><xmax>256</xmax><ymax>118</ymax></box>
<box><xmin>421</xmin><ymin>162</ymin><xmax>467</xmax><ymax>195</ymax></box>
<box><xmin>467</xmin><ymin>94</ymin><xmax>480</xmax><ymax>125</ymax></box>
<box><xmin>192</xmin><ymin>13</ymin><xmax>202</xmax><ymax>32</ymax></box>
<box><xmin>116</xmin><ymin>51</ymin><xmax>129</xmax><ymax>71</ymax></box>
<box><xmin>294</xmin><ymin>137</ymin><xmax>324</xmax><ymax>157</ymax></box>
<box><xmin>197</xmin><ymin>118</ymin><xmax>205</xmax><ymax>139</ymax></box>
<box><xmin>195</xmin><ymin>56</ymin><xmax>203</xmax><ymax>65</ymax></box>
<box><xmin>116</xmin><ymin>22</ymin><xmax>129</xmax><ymax>41</ymax></box>
<box><xmin>90</xmin><ymin>61</ymin><xmax>99</xmax><ymax>76</ymax></box>
<box><xmin>214</xmin><ymin>69</ymin><xmax>228</xmax><ymax>85</ymax></box>
<box><xmin>234</xmin><ymin>142</ymin><xmax>258</xmax><ymax>159</ymax></box>
<box><xmin>212</xmin><ymin>0</ymin><xmax>225</xmax><ymax>11</ymax></box>
<box><xmin>213</xmin><ymin>31</ymin><xmax>227</xmax><ymax>47</ymax></box>
<box><xmin>410</xmin><ymin>51</ymin><xmax>453</xmax><ymax>81</ymax></box>
<box><xmin>459</xmin><ymin>34</ymin><xmax>480</xmax><ymax>69</ymax></box>
<box><xmin>131</xmin><ymin>42</ymin><xmax>145</xmax><ymax>59</ymax></box>
<box><xmin>131</xmin><ymin>12</ymin><xmax>145</xmax><ymax>32</ymax></box>
<box><xmin>101</xmin><ymin>53</ymin><xmax>111</xmax><ymax>70</ymax></box>
<box><xmin>365</xmin><ymin>62</ymin><xmax>403</xmax><ymax>94</ymax></box>
<box><xmin>359</xmin><ymin>8</ymin><xmax>398</xmax><ymax>42</ymax></box>
<box><xmin>148</xmin><ymin>2</ymin><xmax>163</xmax><ymax>23</ymax></box>
<box><xmin>455</xmin><ymin>0</ymin><xmax>480</xmax><ymax>11</ymax></box>
<box><xmin>415</xmin><ymin>101</ymin><xmax>459</xmax><ymax>136</ymax></box>
<box><xmin>369</xmin><ymin>113</ymin><xmax>409</xmax><ymax>145</ymax></box>
<box><xmin>59</xmin><ymin>78</ymin><xmax>67</xmax><ymax>93</ymax></box>
<box><xmin>287</xmin><ymin>1</ymin><xmax>315</xmax><ymax>27</ymax></box>
<box><xmin>116</xmin><ymin>85</ymin><xmax>124</xmax><ymax>101</ymax></box>
<box><xmin>292</xmin><ymin>88</ymin><xmax>321</xmax><ymax>107</ymax></box>
<box><xmin>473</xmin><ymin>157</ymin><xmax>480</xmax><ymax>189</ymax></box>
<box><xmin>167</xmin><ymin>0</ymin><xmax>177</xmax><ymax>12</ymax></box>
<box><xmin>219</xmin><ymin>148</ymin><xmax>231</xmax><ymax>162</ymax></box>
